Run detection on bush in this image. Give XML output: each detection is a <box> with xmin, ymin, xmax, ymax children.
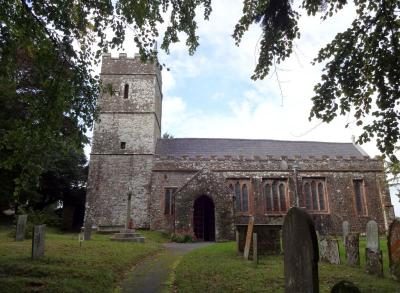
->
<box><xmin>9</xmin><ymin>206</ymin><xmax>62</xmax><ymax>239</ymax></box>
<box><xmin>170</xmin><ymin>233</ymin><xmax>193</xmax><ymax>243</ymax></box>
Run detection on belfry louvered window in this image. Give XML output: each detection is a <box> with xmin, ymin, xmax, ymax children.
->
<box><xmin>302</xmin><ymin>178</ymin><xmax>328</xmax><ymax>212</ymax></box>
<box><xmin>264</xmin><ymin>179</ymin><xmax>288</xmax><ymax>213</ymax></box>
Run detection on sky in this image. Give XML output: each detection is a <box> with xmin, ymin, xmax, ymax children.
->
<box><xmin>98</xmin><ymin>0</ymin><xmax>399</xmax><ymax>215</ymax></box>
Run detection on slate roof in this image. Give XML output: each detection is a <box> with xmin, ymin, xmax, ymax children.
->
<box><xmin>155</xmin><ymin>138</ymin><xmax>367</xmax><ymax>159</ymax></box>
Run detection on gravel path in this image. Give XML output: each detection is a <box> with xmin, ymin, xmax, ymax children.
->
<box><xmin>120</xmin><ymin>242</ymin><xmax>211</xmax><ymax>293</ymax></box>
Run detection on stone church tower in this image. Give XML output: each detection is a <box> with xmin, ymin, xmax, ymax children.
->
<box><xmin>85</xmin><ymin>53</ymin><xmax>162</xmax><ymax>228</ymax></box>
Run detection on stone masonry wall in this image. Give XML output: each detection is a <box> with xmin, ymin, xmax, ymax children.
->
<box><xmin>150</xmin><ymin>154</ymin><xmax>393</xmax><ymax>236</ymax></box>
<box><xmin>85</xmin><ymin>53</ymin><xmax>162</xmax><ymax>228</ymax></box>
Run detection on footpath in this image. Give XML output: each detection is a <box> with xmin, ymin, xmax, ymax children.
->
<box><xmin>121</xmin><ymin>242</ymin><xmax>211</xmax><ymax>293</ymax></box>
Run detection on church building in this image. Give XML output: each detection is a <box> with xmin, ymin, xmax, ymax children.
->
<box><xmin>85</xmin><ymin>53</ymin><xmax>395</xmax><ymax>241</ymax></box>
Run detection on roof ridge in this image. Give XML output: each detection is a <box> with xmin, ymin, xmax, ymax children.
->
<box><xmin>158</xmin><ymin>137</ymin><xmax>354</xmax><ymax>145</ymax></box>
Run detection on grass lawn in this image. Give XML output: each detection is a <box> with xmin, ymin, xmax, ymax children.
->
<box><xmin>174</xmin><ymin>241</ymin><xmax>400</xmax><ymax>293</ymax></box>
<box><xmin>0</xmin><ymin>226</ymin><xmax>167</xmax><ymax>293</ymax></box>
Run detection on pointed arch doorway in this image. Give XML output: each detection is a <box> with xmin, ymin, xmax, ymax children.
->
<box><xmin>193</xmin><ymin>195</ymin><xmax>215</xmax><ymax>241</ymax></box>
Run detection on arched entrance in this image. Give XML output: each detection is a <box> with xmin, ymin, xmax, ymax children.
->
<box><xmin>193</xmin><ymin>195</ymin><xmax>215</xmax><ymax>241</ymax></box>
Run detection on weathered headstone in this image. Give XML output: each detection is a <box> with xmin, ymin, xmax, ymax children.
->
<box><xmin>365</xmin><ymin>220</ymin><xmax>383</xmax><ymax>277</ymax></box>
<box><xmin>319</xmin><ymin>236</ymin><xmax>340</xmax><ymax>264</ymax></box>
<box><xmin>342</xmin><ymin>221</ymin><xmax>349</xmax><ymax>244</ymax></box>
<box><xmin>253</xmin><ymin>233</ymin><xmax>258</xmax><ymax>264</ymax></box>
<box><xmin>31</xmin><ymin>224</ymin><xmax>46</xmax><ymax>260</ymax></box>
<box><xmin>84</xmin><ymin>221</ymin><xmax>92</xmax><ymax>241</ymax></box>
<box><xmin>366</xmin><ymin>220</ymin><xmax>379</xmax><ymax>252</ymax></box>
<box><xmin>15</xmin><ymin>215</ymin><xmax>27</xmax><ymax>241</ymax></box>
<box><xmin>388</xmin><ymin>219</ymin><xmax>400</xmax><ymax>280</ymax></box>
<box><xmin>283</xmin><ymin>207</ymin><xmax>319</xmax><ymax>293</ymax></box>
<box><xmin>345</xmin><ymin>233</ymin><xmax>360</xmax><ymax>267</ymax></box>
<box><xmin>243</xmin><ymin>216</ymin><xmax>254</xmax><ymax>260</ymax></box>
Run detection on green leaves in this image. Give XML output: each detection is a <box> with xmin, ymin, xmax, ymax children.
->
<box><xmin>310</xmin><ymin>0</ymin><xmax>400</xmax><ymax>160</ymax></box>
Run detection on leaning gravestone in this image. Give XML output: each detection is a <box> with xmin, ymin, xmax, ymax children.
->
<box><xmin>319</xmin><ymin>236</ymin><xmax>340</xmax><ymax>264</ymax></box>
<box><xmin>32</xmin><ymin>224</ymin><xmax>46</xmax><ymax>260</ymax></box>
<box><xmin>365</xmin><ymin>220</ymin><xmax>383</xmax><ymax>277</ymax></box>
<box><xmin>388</xmin><ymin>219</ymin><xmax>400</xmax><ymax>280</ymax></box>
<box><xmin>15</xmin><ymin>215</ymin><xmax>27</xmax><ymax>241</ymax></box>
<box><xmin>345</xmin><ymin>233</ymin><xmax>360</xmax><ymax>267</ymax></box>
<box><xmin>283</xmin><ymin>207</ymin><xmax>319</xmax><ymax>293</ymax></box>
<box><xmin>342</xmin><ymin>221</ymin><xmax>349</xmax><ymax>244</ymax></box>
<box><xmin>84</xmin><ymin>221</ymin><xmax>92</xmax><ymax>241</ymax></box>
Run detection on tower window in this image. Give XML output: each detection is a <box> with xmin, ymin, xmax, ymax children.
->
<box><xmin>123</xmin><ymin>84</ymin><xmax>129</xmax><ymax>99</ymax></box>
<box><xmin>120</xmin><ymin>142</ymin><xmax>126</xmax><ymax>149</ymax></box>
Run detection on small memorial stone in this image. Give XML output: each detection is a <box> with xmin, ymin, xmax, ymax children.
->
<box><xmin>319</xmin><ymin>236</ymin><xmax>340</xmax><ymax>264</ymax></box>
<box><xmin>32</xmin><ymin>224</ymin><xmax>46</xmax><ymax>260</ymax></box>
<box><xmin>345</xmin><ymin>233</ymin><xmax>360</xmax><ymax>267</ymax></box>
<box><xmin>84</xmin><ymin>221</ymin><xmax>92</xmax><ymax>241</ymax></box>
<box><xmin>253</xmin><ymin>233</ymin><xmax>258</xmax><ymax>264</ymax></box>
<box><xmin>366</xmin><ymin>220</ymin><xmax>383</xmax><ymax>277</ymax></box>
<box><xmin>366</xmin><ymin>220</ymin><xmax>379</xmax><ymax>252</ymax></box>
<box><xmin>388</xmin><ymin>219</ymin><xmax>400</xmax><ymax>280</ymax></box>
<box><xmin>283</xmin><ymin>207</ymin><xmax>319</xmax><ymax>293</ymax></box>
<box><xmin>342</xmin><ymin>221</ymin><xmax>349</xmax><ymax>244</ymax></box>
<box><xmin>15</xmin><ymin>215</ymin><xmax>27</xmax><ymax>241</ymax></box>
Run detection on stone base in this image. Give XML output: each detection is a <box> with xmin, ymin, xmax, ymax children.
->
<box><xmin>110</xmin><ymin>229</ymin><xmax>145</xmax><ymax>243</ymax></box>
<box><xmin>98</xmin><ymin>225</ymin><xmax>125</xmax><ymax>234</ymax></box>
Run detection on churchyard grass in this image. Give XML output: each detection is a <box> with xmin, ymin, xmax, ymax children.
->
<box><xmin>0</xmin><ymin>226</ymin><xmax>166</xmax><ymax>292</ymax></box>
<box><xmin>174</xmin><ymin>242</ymin><xmax>400</xmax><ymax>293</ymax></box>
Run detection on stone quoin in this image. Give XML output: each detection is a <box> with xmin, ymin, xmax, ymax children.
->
<box><xmin>85</xmin><ymin>53</ymin><xmax>394</xmax><ymax>241</ymax></box>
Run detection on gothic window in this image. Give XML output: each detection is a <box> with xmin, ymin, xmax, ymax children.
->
<box><xmin>302</xmin><ymin>178</ymin><xmax>328</xmax><ymax>212</ymax></box>
<box><xmin>353</xmin><ymin>179</ymin><xmax>367</xmax><ymax>215</ymax></box>
<box><xmin>234</xmin><ymin>182</ymin><xmax>241</xmax><ymax>211</ymax></box>
<box><xmin>226</xmin><ymin>179</ymin><xmax>251</xmax><ymax>213</ymax></box>
<box><xmin>263</xmin><ymin>179</ymin><xmax>288</xmax><ymax>213</ymax></box>
<box><xmin>123</xmin><ymin>84</ymin><xmax>129</xmax><ymax>99</ymax></box>
<box><xmin>164</xmin><ymin>187</ymin><xmax>177</xmax><ymax>215</ymax></box>
<box><xmin>265</xmin><ymin>183</ymin><xmax>272</xmax><ymax>211</ymax></box>
<box><xmin>242</xmin><ymin>184</ymin><xmax>249</xmax><ymax>212</ymax></box>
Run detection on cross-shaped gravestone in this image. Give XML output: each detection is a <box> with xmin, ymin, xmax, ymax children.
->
<box><xmin>283</xmin><ymin>207</ymin><xmax>319</xmax><ymax>293</ymax></box>
<box><xmin>15</xmin><ymin>215</ymin><xmax>27</xmax><ymax>241</ymax></box>
<box><xmin>366</xmin><ymin>220</ymin><xmax>383</xmax><ymax>277</ymax></box>
<box><xmin>388</xmin><ymin>219</ymin><xmax>400</xmax><ymax>280</ymax></box>
<box><xmin>31</xmin><ymin>224</ymin><xmax>46</xmax><ymax>260</ymax></box>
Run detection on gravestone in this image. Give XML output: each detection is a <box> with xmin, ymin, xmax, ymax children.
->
<box><xmin>388</xmin><ymin>219</ymin><xmax>400</xmax><ymax>280</ymax></box>
<box><xmin>345</xmin><ymin>233</ymin><xmax>360</xmax><ymax>267</ymax></box>
<box><xmin>84</xmin><ymin>221</ymin><xmax>92</xmax><ymax>241</ymax></box>
<box><xmin>342</xmin><ymin>221</ymin><xmax>349</xmax><ymax>244</ymax></box>
<box><xmin>32</xmin><ymin>225</ymin><xmax>46</xmax><ymax>260</ymax></box>
<box><xmin>319</xmin><ymin>236</ymin><xmax>340</xmax><ymax>264</ymax></box>
<box><xmin>236</xmin><ymin>229</ymin><xmax>240</xmax><ymax>254</ymax></box>
<box><xmin>365</xmin><ymin>220</ymin><xmax>383</xmax><ymax>277</ymax></box>
<box><xmin>283</xmin><ymin>207</ymin><xmax>319</xmax><ymax>293</ymax></box>
<box><xmin>253</xmin><ymin>233</ymin><xmax>258</xmax><ymax>264</ymax></box>
<box><xmin>15</xmin><ymin>215</ymin><xmax>27</xmax><ymax>241</ymax></box>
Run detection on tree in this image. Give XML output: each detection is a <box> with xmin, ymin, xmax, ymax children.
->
<box><xmin>1</xmin><ymin>0</ymin><xmax>399</xmax><ymax>204</ymax></box>
<box><xmin>162</xmin><ymin>132</ymin><xmax>174</xmax><ymax>139</ymax></box>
